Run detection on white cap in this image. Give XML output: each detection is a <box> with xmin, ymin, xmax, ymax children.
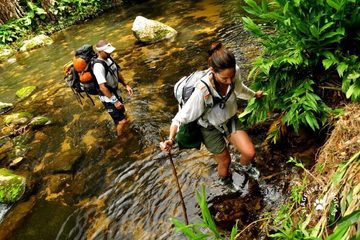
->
<box><xmin>96</xmin><ymin>42</ymin><xmax>115</xmax><ymax>53</ymax></box>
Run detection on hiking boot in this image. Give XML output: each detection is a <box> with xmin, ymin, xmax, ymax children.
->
<box><xmin>243</xmin><ymin>163</ymin><xmax>260</xmax><ymax>180</ymax></box>
<box><xmin>232</xmin><ymin>162</ymin><xmax>260</xmax><ymax>180</ymax></box>
<box><xmin>217</xmin><ymin>175</ymin><xmax>240</xmax><ymax>193</ymax></box>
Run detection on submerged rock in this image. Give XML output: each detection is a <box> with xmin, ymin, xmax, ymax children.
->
<box><xmin>0</xmin><ymin>168</ymin><xmax>26</xmax><ymax>203</ymax></box>
<box><xmin>3</xmin><ymin>112</ymin><xmax>33</xmax><ymax>125</ymax></box>
<box><xmin>16</xmin><ymin>86</ymin><xmax>36</xmax><ymax>99</ymax></box>
<box><xmin>19</xmin><ymin>34</ymin><xmax>53</xmax><ymax>52</ymax></box>
<box><xmin>132</xmin><ymin>16</ymin><xmax>177</xmax><ymax>43</ymax></box>
<box><xmin>43</xmin><ymin>149</ymin><xmax>84</xmax><ymax>174</ymax></box>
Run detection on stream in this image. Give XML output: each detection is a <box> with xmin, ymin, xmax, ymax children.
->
<box><xmin>0</xmin><ymin>0</ymin><xmax>320</xmax><ymax>239</ymax></box>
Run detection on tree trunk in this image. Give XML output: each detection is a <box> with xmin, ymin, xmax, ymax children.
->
<box><xmin>0</xmin><ymin>0</ymin><xmax>24</xmax><ymax>24</ymax></box>
<box><xmin>39</xmin><ymin>0</ymin><xmax>56</xmax><ymax>22</ymax></box>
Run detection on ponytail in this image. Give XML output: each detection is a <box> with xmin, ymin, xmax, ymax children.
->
<box><xmin>208</xmin><ymin>42</ymin><xmax>236</xmax><ymax>72</ymax></box>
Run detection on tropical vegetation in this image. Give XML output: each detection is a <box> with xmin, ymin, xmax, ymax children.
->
<box><xmin>239</xmin><ymin>0</ymin><xmax>360</xmax><ymax>143</ymax></box>
<box><xmin>0</xmin><ymin>0</ymin><xmax>122</xmax><ymax>47</ymax></box>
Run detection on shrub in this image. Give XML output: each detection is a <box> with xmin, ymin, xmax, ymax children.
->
<box><xmin>240</xmin><ymin>0</ymin><xmax>360</xmax><ymax>143</ymax></box>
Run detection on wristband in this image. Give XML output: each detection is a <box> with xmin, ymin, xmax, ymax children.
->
<box><xmin>110</xmin><ymin>95</ymin><xmax>118</xmax><ymax>104</ymax></box>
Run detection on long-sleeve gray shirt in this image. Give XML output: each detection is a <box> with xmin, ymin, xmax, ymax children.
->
<box><xmin>172</xmin><ymin>65</ymin><xmax>255</xmax><ymax>128</ymax></box>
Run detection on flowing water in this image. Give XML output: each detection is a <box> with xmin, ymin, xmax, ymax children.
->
<box><xmin>0</xmin><ymin>0</ymin><xmax>298</xmax><ymax>239</ymax></box>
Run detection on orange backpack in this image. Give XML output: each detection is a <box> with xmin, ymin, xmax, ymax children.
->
<box><xmin>63</xmin><ymin>44</ymin><xmax>109</xmax><ymax>105</ymax></box>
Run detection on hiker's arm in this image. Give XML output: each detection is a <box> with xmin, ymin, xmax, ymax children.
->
<box><xmin>160</xmin><ymin>90</ymin><xmax>205</xmax><ymax>152</ymax></box>
<box><xmin>99</xmin><ymin>83</ymin><xmax>123</xmax><ymax>109</ymax></box>
<box><xmin>118</xmin><ymin>72</ymin><xmax>133</xmax><ymax>96</ymax></box>
<box><xmin>234</xmin><ymin>69</ymin><xmax>263</xmax><ymax>99</ymax></box>
<box><xmin>173</xmin><ymin>89</ymin><xmax>205</xmax><ymax>124</ymax></box>
<box><xmin>160</xmin><ymin>123</ymin><xmax>178</xmax><ymax>152</ymax></box>
<box><xmin>234</xmin><ymin>65</ymin><xmax>255</xmax><ymax>100</ymax></box>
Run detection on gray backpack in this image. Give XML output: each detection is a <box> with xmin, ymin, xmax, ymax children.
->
<box><xmin>174</xmin><ymin>70</ymin><xmax>214</xmax><ymax>108</ymax></box>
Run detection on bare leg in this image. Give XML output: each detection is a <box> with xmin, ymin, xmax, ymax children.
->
<box><xmin>213</xmin><ymin>147</ymin><xmax>231</xmax><ymax>178</ymax></box>
<box><xmin>116</xmin><ymin>118</ymin><xmax>129</xmax><ymax>136</ymax></box>
<box><xmin>228</xmin><ymin>130</ymin><xmax>256</xmax><ymax>166</ymax></box>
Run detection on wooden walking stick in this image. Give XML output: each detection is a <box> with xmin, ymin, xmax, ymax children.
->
<box><xmin>161</xmin><ymin>136</ymin><xmax>189</xmax><ymax>225</ymax></box>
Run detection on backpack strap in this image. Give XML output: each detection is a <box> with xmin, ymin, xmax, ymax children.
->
<box><xmin>197</xmin><ymin>80</ymin><xmax>236</xmax><ymax>135</ymax></box>
<box><xmin>92</xmin><ymin>58</ymin><xmax>110</xmax><ymax>77</ymax></box>
<box><xmin>199</xmin><ymin>80</ymin><xmax>215</xmax><ymax>108</ymax></box>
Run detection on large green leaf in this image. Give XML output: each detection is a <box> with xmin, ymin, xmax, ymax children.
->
<box><xmin>328</xmin><ymin>210</ymin><xmax>360</xmax><ymax>240</ymax></box>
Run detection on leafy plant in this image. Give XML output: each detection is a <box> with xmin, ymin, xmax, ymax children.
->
<box><xmin>171</xmin><ymin>185</ymin><xmax>238</xmax><ymax>239</ymax></box>
<box><xmin>240</xmin><ymin>0</ymin><xmax>360</xmax><ymax>143</ymax></box>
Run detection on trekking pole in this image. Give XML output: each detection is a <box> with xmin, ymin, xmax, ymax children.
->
<box><xmin>161</xmin><ymin>136</ymin><xmax>189</xmax><ymax>225</ymax></box>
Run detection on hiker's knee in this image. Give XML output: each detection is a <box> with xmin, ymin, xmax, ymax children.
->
<box><xmin>242</xmin><ymin>147</ymin><xmax>256</xmax><ymax>160</ymax></box>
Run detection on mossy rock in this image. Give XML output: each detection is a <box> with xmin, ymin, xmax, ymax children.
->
<box><xmin>16</xmin><ymin>86</ymin><xmax>37</xmax><ymax>99</ymax></box>
<box><xmin>29</xmin><ymin>116</ymin><xmax>51</xmax><ymax>127</ymax></box>
<box><xmin>0</xmin><ymin>47</ymin><xmax>14</xmax><ymax>62</ymax></box>
<box><xmin>0</xmin><ymin>168</ymin><xmax>26</xmax><ymax>203</ymax></box>
<box><xmin>4</xmin><ymin>112</ymin><xmax>33</xmax><ymax>125</ymax></box>
<box><xmin>19</xmin><ymin>34</ymin><xmax>53</xmax><ymax>52</ymax></box>
<box><xmin>0</xmin><ymin>102</ymin><xmax>14</xmax><ymax>114</ymax></box>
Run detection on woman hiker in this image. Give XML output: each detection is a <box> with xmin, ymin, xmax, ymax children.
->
<box><xmin>160</xmin><ymin>42</ymin><xmax>263</xmax><ymax>187</ymax></box>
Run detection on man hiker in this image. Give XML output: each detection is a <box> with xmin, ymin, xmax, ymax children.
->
<box><xmin>93</xmin><ymin>40</ymin><xmax>133</xmax><ymax>136</ymax></box>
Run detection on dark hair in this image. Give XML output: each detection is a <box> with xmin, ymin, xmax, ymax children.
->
<box><xmin>208</xmin><ymin>42</ymin><xmax>236</xmax><ymax>72</ymax></box>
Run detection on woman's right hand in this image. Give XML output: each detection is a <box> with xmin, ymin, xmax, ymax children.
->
<box><xmin>160</xmin><ymin>139</ymin><xmax>174</xmax><ymax>152</ymax></box>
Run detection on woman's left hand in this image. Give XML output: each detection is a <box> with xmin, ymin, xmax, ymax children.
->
<box><xmin>255</xmin><ymin>90</ymin><xmax>264</xmax><ymax>99</ymax></box>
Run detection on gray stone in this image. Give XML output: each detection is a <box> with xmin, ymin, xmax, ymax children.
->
<box><xmin>132</xmin><ymin>16</ymin><xmax>177</xmax><ymax>43</ymax></box>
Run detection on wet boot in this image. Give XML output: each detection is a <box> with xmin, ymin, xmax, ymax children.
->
<box><xmin>217</xmin><ymin>175</ymin><xmax>240</xmax><ymax>193</ymax></box>
<box><xmin>233</xmin><ymin>162</ymin><xmax>260</xmax><ymax>180</ymax></box>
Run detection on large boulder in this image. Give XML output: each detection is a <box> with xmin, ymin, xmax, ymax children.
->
<box><xmin>132</xmin><ymin>16</ymin><xmax>177</xmax><ymax>44</ymax></box>
<box><xmin>0</xmin><ymin>168</ymin><xmax>26</xmax><ymax>203</ymax></box>
<box><xmin>19</xmin><ymin>34</ymin><xmax>53</xmax><ymax>52</ymax></box>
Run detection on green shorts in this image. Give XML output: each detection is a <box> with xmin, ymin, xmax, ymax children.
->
<box><xmin>200</xmin><ymin>115</ymin><xmax>242</xmax><ymax>154</ymax></box>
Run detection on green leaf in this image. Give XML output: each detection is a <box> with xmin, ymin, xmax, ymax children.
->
<box><xmin>310</xmin><ymin>25</ymin><xmax>319</xmax><ymax>38</ymax></box>
<box><xmin>336</xmin><ymin>62</ymin><xmax>348</xmax><ymax>77</ymax></box>
<box><xmin>230</xmin><ymin>221</ymin><xmax>238</xmax><ymax>240</ymax></box>
<box><xmin>305</xmin><ymin>114</ymin><xmax>316</xmax><ymax>131</ymax></box>
<box><xmin>347</xmin><ymin>72</ymin><xmax>360</xmax><ymax>80</ymax></box>
<box><xmin>244</xmin><ymin>0</ymin><xmax>263</xmax><ymax>14</ymax></box>
<box><xmin>331</xmin><ymin>169</ymin><xmax>345</xmax><ymax>185</ymax></box>
<box><xmin>242</xmin><ymin>17</ymin><xmax>263</xmax><ymax>36</ymax></box>
<box><xmin>346</xmin><ymin>85</ymin><xmax>355</xmax><ymax>98</ymax></box>
<box><xmin>319</xmin><ymin>22</ymin><xmax>335</xmax><ymax>33</ymax></box>
<box><xmin>326</xmin><ymin>0</ymin><xmax>341</xmax><ymax>11</ymax></box>
<box><xmin>328</xmin><ymin>210</ymin><xmax>360</xmax><ymax>240</ymax></box>
<box><xmin>322</xmin><ymin>59</ymin><xmax>336</xmax><ymax>70</ymax></box>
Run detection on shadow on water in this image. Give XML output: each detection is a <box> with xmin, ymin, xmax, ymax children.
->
<box><xmin>0</xmin><ymin>0</ymin><xmax>303</xmax><ymax>239</ymax></box>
